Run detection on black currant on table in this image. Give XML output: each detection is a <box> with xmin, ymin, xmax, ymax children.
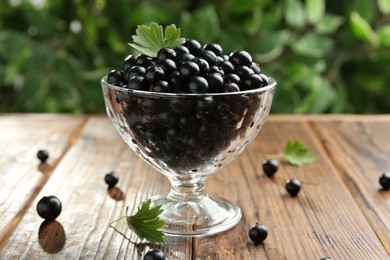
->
<box><xmin>37</xmin><ymin>196</ymin><xmax>62</xmax><ymax>221</ymax></box>
<box><xmin>262</xmin><ymin>159</ymin><xmax>279</xmax><ymax>177</ymax></box>
<box><xmin>105</xmin><ymin>171</ymin><xmax>119</xmax><ymax>187</ymax></box>
<box><xmin>286</xmin><ymin>179</ymin><xmax>301</xmax><ymax>197</ymax></box>
<box><xmin>37</xmin><ymin>149</ymin><xmax>49</xmax><ymax>163</ymax></box>
<box><xmin>379</xmin><ymin>172</ymin><xmax>390</xmax><ymax>189</ymax></box>
<box><xmin>144</xmin><ymin>249</ymin><xmax>166</xmax><ymax>260</ymax></box>
<box><xmin>248</xmin><ymin>223</ymin><xmax>268</xmax><ymax>244</ymax></box>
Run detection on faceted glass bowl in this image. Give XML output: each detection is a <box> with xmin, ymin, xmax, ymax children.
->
<box><xmin>101</xmin><ymin>76</ymin><xmax>276</xmax><ymax>237</ymax></box>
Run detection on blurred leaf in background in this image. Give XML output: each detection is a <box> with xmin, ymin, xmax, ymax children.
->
<box><xmin>0</xmin><ymin>0</ymin><xmax>389</xmax><ymax>113</ymax></box>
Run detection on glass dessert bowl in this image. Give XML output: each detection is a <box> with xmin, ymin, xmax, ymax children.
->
<box><xmin>101</xmin><ymin>76</ymin><xmax>276</xmax><ymax>237</ymax></box>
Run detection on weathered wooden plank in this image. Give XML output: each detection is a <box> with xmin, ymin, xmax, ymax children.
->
<box><xmin>196</xmin><ymin>120</ymin><xmax>389</xmax><ymax>259</ymax></box>
<box><xmin>0</xmin><ymin>114</ymin><xmax>86</xmax><ymax>249</ymax></box>
<box><xmin>312</xmin><ymin>118</ymin><xmax>390</xmax><ymax>254</ymax></box>
<box><xmin>0</xmin><ymin>117</ymin><xmax>191</xmax><ymax>259</ymax></box>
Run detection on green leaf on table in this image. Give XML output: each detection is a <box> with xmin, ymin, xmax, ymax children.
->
<box><xmin>283</xmin><ymin>140</ymin><xmax>317</xmax><ymax>166</ymax></box>
<box><xmin>126</xmin><ymin>199</ymin><xmax>166</xmax><ymax>243</ymax></box>
<box><xmin>305</xmin><ymin>0</ymin><xmax>325</xmax><ymax>24</ymax></box>
<box><xmin>128</xmin><ymin>22</ymin><xmax>185</xmax><ymax>57</ymax></box>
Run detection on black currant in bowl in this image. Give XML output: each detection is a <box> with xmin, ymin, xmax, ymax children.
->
<box><xmin>101</xmin><ymin>34</ymin><xmax>277</xmax><ymax>237</ymax></box>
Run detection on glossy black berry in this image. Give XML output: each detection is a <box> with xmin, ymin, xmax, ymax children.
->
<box><xmin>180</xmin><ymin>61</ymin><xmax>199</xmax><ymax>78</ymax></box>
<box><xmin>259</xmin><ymin>74</ymin><xmax>269</xmax><ymax>87</ymax></box>
<box><xmin>159</xmin><ymin>59</ymin><xmax>177</xmax><ymax>74</ymax></box>
<box><xmin>144</xmin><ymin>249</ymin><xmax>165</xmax><ymax>260</ymax></box>
<box><xmin>183</xmin><ymin>39</ymin><xmax>202</xmax><ymax>56</ymax></box>
<box><xmin>199</xmin><ymin>50</ymin><xmax>217</xmax><ymax>66</ymax></box>
<box><xmin>37</xmin><ymin>196</ymin><xmax>62</xmax><ymax>221</ymax></box>
<box><xmin>251</xmin><ymin>62</ymin><xmax>261</xmax><ymax>74</ymax></box>
<box><xmin>204</xmin><ymin>43</ymin><xmax>223</xmax><ymax>56</ymax></box>
<box><xmin>207</xmin><ymin>73</ymin><xmax>224</xmax><ymax>93</ymax></box>
<box><xmin>248</xmin><ymin>224</ymin><xmax>268</xmax><ymax>244</ymax></box>
<box><xmin>236</xmin><ymin>66</ymin><xmax>254</xmax><ymax>78</ymax></box>
<box><xmin>122</xmin><ymin>55</ymin><xmax>137</xmax><ymax>71</ymax></box>
<box><xmin>224</xmin><ymin>73</ymin><xmax>240</xmax><ymax>84</ymax></box>
<box><xmin>37</xmin><ymin>149</ymin><xmax>49</xmax><ymax>163</ymax></box>
<box><xmin>189</xmin><ymin>76</ymin><xmax>209</xmax><ymax>93</ymax></box>
<box><xmin>107</xmin><ymin>70</ymin><xmax>123</xmax><ymax>85</ymax></box>
<box><xmin>145</xmin><ymin>65</ymin><xmax>165</xmax><ymax>83</ymax></box>
<box><xmin>229</xmin><ymin>50</ymin><xmax>252</xmax><ymax>67</ymax></box>
<box><xmin>128</xmin><ymin>76</ymin><xmax>148</xmax><ymax>91</ymax></box>
<box><xmin>105</xmin><ymin>171</ymin><xmax>119</xmax><ymax>187</ymax></box>
<box><xmin>286</xmin><ymin>179</ymin><xmax>301</xmax><ymax>196</ymax></box>
<box><xmin>124</xmin><ymin>66</ymin><xmax>146</xmax><ymax>82</ymax></box>
<box><xmin>219</xmin><ymin>60</ymin><xmax>235</xmax><ymax>74</ymax></box>
<box><xmin>174</xmin><ymin>45</ymin><xmax>190</xmax><ymax>56</ymax></box>
<box><xmin>379</xmin><ymin>172</ymin><xmax>390</xmax><ymax>189</ymax></box>
<box><xmin>157</xmin><ymin>48</ymin><xmax>176</xmax><ymax>61</ymax></box>
<box><xmin>262</xmin><ymin>160</ymin><xmax>278</xmax><ymax>177</ymax></box>
<box><xmin>136</xmin><ymin>54</ymin><xmax>153</xmax><ymax>66</ymax></box>
<box><xmin>192</xmin><ymin>57</ymin><xmax>210</xmax><ymax>75</ymax></box>
<box><xmin>152</xmin><ymin>80</ymin><xmax>170</xmax><ymax>92</ymax></box>
<box><xmin>222</xmin><ymin>82</ymin><xmax>240</xmax><ymax>92</ymax></box>
<box><xmin>241</xmin><ymin>74</ymin><xmax>264</xmax><ymax>90</ymax></box>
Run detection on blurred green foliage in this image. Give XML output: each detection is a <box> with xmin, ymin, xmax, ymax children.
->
<box><xmin>1</xmin><ymin>0</ymin><xmax>390</xmax><ymax>113</ymax></box>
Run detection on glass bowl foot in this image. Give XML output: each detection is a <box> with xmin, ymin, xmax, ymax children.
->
<box><xmin>150</xmin><ymin>195</ymin><xmax>242</xmax><ymax>237</ymax></box>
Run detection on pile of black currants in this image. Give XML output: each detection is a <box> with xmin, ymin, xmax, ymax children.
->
<box><xmin>107</xmin><ymin>39</ymin><xmax>270</xmax><ymax>94</ymax></box>
<box><xmin>105</xmin><ymin>39</ymin><xmax>274</xmax><ymax>172</ymax></box>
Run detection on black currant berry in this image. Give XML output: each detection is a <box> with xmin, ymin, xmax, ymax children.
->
<box><xmin>183</xmin><ymin>39</ymin><xmax>202</xmax><ymax>56</ymax></box>
<box><xmin>248</xmin><ymin>224</ymin><xmax>268</xmax><ymax>244</ymax></box>
<box><xmin>152</xmin><ymin>80</ymin><xmax>171</xmax><ymax>92</ymax></box>
<box><xmin>174</xmin><ymin>45</ymin><xmax>190</xmax><ymax>56</ymax></box>
<box><xmin>219</xmin><ymin>60</ymin><xmax>235</xmax><ymax>74</ymax></box>
<box><xmin>229</xmin><ymin>50</ymin><xmax>252</xmax><ymax>67</ymax></box>
<box><xmin>192</xmin><ymin>57</ymin><xmax>210</xmax><ymax>75</ymax></box>
<box><xmin>105</xmin><ymin>171</ymin><xmax>119</xmax><ymax>187</ymax></box>
<box><xmin>107</xmin><ymin>70</ymin><xmax>123</xmax><ymax>85</ymax></box>
<box><xmin>128</xmin><ymin>76</ymin><xmax>148</xmax><ymax>91</ymax></box>
<box><xmin>207</xmin><ymin>73</ymin><xmax>224</xmax><ymax>93</ymax></box>
<box><xmin>189</xmin><ymin>76</ymin><xmax>209</xmax><ymax>93</ymax></box>
<box><xmin>286</xmin><ymin>179</ymin><xmax>301</xmax><ymax>196</ymax></box>
<box><xmin>157</xmin><ymin>48</ymin><xmax>177</xmax><ymax>61</ymax></box>
<box><xmin>251</xmin><ymin>62</ymin><xmax>261</xmax><ymax>74</ymax></box>
<box><xmin>180</xmin><ymin>61</ymin><xmax>200</xmax><ymax>78</ymax></box>
<box><xmin>159</xmin><ymin>59</ymin><xmax>177</xmax><ymax>74</ymax></box>
<box><xmin>379</xmin><ymin>172</ymin><xmax>390</xmax><ymax>190</ymax></box>
<box><xmin>144</xmin><ymin>249</ymin><xmax>166</xmax><ymax>260</ymax></box>
<box><xmin>136</xmin><ymin>54</ymin><xmax>153</xmax><ymax>66</ymax></box>
<box><xmin>241</xmin><ymin>74</ymin><xmax>263</xmax><ymax>90</ymax></box>
<box><xmin>37</xmin><ymin>149</ymin><xmax>49</xmax><ymax>163</ymax></box>
<box><xmin>204</xmin><ymin>43</ymin><xmax>223</xmax><ymax>56</ymax></box>
<box><xmin>224</xmin><ymin>73</ymin><xmax>240</xmax><ymax>84</ymax></box>
<box><xmin>122</xmin><ymin>55</ymin><xmax>137</xmax><ymax>71</ymax></box>
<box><xmin>262</xmin><ymin>160</ymin><xmax>278</xmax><ymax>177</ymax></box>
<box><xmin>199</xmin><ymin>50</ymin><xmax>217</xmax><ymax>66</ymax></box>
<box><xmin>222</xmin><ymin>82</ymin><xmax>240</xmax><ymax>92</ymax></box>
<box><xmin>37</xmin><ymin>196</ymin><xmax>62</xmax><ymax>221</ymax></box>
<box><xmin>236</xmin><ymin>66</ymin><xmax>254</xmax><ymax>78</ymax></box>
<box><xmin>145</xmin><ymin>65</ymin><xmax>165</xmax><ymax>83</ymax></box>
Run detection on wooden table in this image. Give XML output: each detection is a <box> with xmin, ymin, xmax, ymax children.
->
<box><xmin>0</xmin><ymin>114</ymin><xmax>389</xmax><ymax>260</ymax></box>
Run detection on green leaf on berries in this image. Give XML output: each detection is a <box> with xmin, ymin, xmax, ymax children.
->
<box><xmin>126</xmin><ymin>199</ymin><xmax>166</xmax><ymax>243</ymax></box>
<box><xmin>282</xmin><ymin>139</ymin><xmax>317</xmax><ymax>166</ymax></box>
<box><xmin>129</xmin><ymin>22</ymin><xmax>185</xmax><ymax>57</ymax></box>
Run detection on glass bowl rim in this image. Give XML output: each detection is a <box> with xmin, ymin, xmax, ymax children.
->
<box><xmin>101</xmin><ymin>75</ymin><xmax>276</xmax><ymax>98</ymax></box>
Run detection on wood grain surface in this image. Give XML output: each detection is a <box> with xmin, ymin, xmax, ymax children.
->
<box><xmin>0</xmin><ymin>115</ymin><xmax>389</xmax><ymax>260</ymax></box>
<box><xmin>0</xmin><ymin>114</ymin><xmax>86</xmax><ymax>249</ymax></box>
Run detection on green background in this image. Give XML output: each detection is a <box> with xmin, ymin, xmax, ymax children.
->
<box><xmin>1</xmin><ymin>0</ymin><xmax>390</xmax><ymax>114</ymax></box>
